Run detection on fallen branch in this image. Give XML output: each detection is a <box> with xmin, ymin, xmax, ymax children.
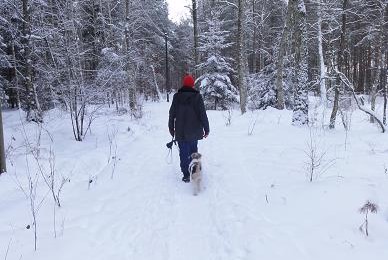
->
<box><xmin>335</xmin><ymin>69</ymin><xmax>385</xmax><ymax>133</ymax></box>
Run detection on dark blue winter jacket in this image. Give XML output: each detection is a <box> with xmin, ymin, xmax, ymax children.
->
<box><xmin>168</xmin><ymin>87</ymin><xmax>210</xmax><ymax>141</ymax></box>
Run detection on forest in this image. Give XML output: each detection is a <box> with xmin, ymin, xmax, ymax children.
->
<box><xmin>0</xmin><ymin>0</ymin><xmax>387</xmax><ymax>136</ymax></box>
<box><xmin>1</xmin><ymin>1</ymin><xmax>388</xmax><ymax>259</ymax></box>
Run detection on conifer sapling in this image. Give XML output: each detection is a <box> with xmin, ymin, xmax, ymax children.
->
<box><xmin>359</xmin><ymin>200</ymin><xmax>378</xmax><ymax>236</ymax></box>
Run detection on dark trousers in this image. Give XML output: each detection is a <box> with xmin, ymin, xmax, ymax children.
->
<box><xmin>178</xmin><ymin>140</ymin><xmax>198</xmax><ymax>177</ymax></box>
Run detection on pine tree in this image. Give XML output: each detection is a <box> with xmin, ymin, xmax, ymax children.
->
<box><xmin>197</xmin><ymin>8</ymin><xmax>238</xmax><ymax>110</ymax></box>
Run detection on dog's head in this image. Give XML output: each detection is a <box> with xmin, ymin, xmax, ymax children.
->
<box><xmin>191</xmin><ymin>152</ymin><xmax>202</xmax><ymax>160</ymax></box>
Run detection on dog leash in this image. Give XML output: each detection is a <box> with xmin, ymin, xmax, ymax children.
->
<box><xmin>166</xmin><ymin>138</ymin><xmax>177</xmax><ymax>164</ymax></box>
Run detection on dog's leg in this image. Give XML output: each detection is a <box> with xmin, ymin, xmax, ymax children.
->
<box><xmin>193</xmin><ymin>178</ymin><xmax>198</xmax><ymax>196</ymax></box>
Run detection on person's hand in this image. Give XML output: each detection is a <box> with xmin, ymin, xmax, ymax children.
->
<box><xmin>203</xmin><ymin>132</ymin><xmax>209</xmax><ymax>138</ymax></box>
<box><xmin>169</xmin><ymin>128</ymin><xmax>175</xmax><ymax>137</ymax></box>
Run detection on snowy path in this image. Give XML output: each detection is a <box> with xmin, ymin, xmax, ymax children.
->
<box><xmin>1</xmin><ymin>102</ymin><xmax>388</xmax><ymax>260</ymax></box>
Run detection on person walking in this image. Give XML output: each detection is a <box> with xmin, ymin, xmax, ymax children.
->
<box><xmin>168</xmin><ymin>74</ymin><xmax>210</xmax><ymax>182</ymax></box>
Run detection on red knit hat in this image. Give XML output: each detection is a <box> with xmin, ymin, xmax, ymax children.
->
<box><xmin>183</xmin><ymin>75</ymin><xmax>195</xmax><ymax>88</ymax></box>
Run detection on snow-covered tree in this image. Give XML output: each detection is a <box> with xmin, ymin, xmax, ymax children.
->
<box><xmin>291</xmin><ymin>0</ymin><xmax>309</xmax><ymax>125</ymax></box>
<box><xmin>0</xmin><ymin>0</ymin><xmax>45</xmax><ymax>122</ymax></box>
<box><xmin>97</xmin><ymin>47</ymin><xmax>128</xmax><ymax>110</ymax></box>
<box><xmin>248</xmin><ymin>60</ymin><xmax>294</xmax><ymax>110</ymax></box>
<box><xmin>274</xmin><ymin>0</ymin><xmax>309</xmax><ymax>124</ymax></box>
<box><xmin>197</xmin><ymin>8</ymin><xmax>238</xmax><ymax>110</ymax></box>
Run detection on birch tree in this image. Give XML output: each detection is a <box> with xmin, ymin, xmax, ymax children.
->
<box><xmin>316</xmin><ymin>0</ymin><xmax>327</xmax><ymax>105</ymax></box>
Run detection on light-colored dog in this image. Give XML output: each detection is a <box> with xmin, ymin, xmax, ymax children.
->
<box><xmin>189</xmin><ymin>153</ymin><xmax>202</xmax><ymax>196</ymax></box>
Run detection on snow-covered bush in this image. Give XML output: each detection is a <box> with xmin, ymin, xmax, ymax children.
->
<box><xmin>304</xmin><ymin>127</ymin><xmax>335</xmax><ymax>182</ymax></box>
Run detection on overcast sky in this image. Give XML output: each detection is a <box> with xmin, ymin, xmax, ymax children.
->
<box><xmin>166</xmin><ymin>0</ymin><xmax>191</xmax><ymax>23</ymax></box>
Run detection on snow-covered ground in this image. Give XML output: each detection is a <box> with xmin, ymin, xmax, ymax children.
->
<box><xmin>1</xmin><ymin>100</ymin><xmax>388</xmax><ymax>260</ymax></box>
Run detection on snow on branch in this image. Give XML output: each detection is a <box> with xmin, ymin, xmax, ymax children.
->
<box><xmin>218</xmin><ymin>0</ymin><xmax>238</xmax><ymax>9</ymax></box>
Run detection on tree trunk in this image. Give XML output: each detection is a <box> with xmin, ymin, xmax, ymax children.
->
<box><xmin>150</xmin><ymin>65</ymin><xmax>162</xmax><ymax>101</ymax></box>
<box><xmin>291</xmin><ymin>0</ymin><xmax>309</xmax><ymax>126</ymax></box>
<box><xmin>383</xmin><ymin>50</ymin><xmax>387</xmax><ymax>125</ymax></box>
<box><xmin>366</xmin><ymin>46</ymin><xmax>372</xmax><ymax>94</ymax></box>
<box><xmin>370</xmin><ymin>51</ymin><xmax>381</xmax><ymax>124</ymax></box>
<box><xmin>11</xmin><ymin>41</ymin><xmax>20</xmax><ymax>109</ymax></box>
<box><xmin>22</xmin><ymin>0</ymin><xmax>43</xmax><ymax>123</ymax></box>
<box><xmin>165</xmin><ymin>33</ymin><xmax>170</xmax><ymax>102</ymax></box>
<box><xmin>0</xmin><ymin>100</ymin><xmax>6</xmax><ymax>174</ymax></box>
<box><xmin>358</xmin><ymin>48</ymin><xmax>366</xmax><ymax>93</ymax></box>
<box><xmin>371</xmin><ymin>6</ymin><xmax>386</xmax><ymax>123</ymax></box>
<box><xmin>275</xmin><ymin>1</ymin><xmax>293</xmax><ymax>110</ymax></box>
<box><xmin>382</xmin><ymin>7</ymin><xmax>387</xmax><ymax>125</ymax></box>
<box><xmin>192</xmin><ymin>0</ymin><xmax>199</xmax><ymax>77</ymax></box>
<box><xmin>329</xmin><ymin>86</ymin><xmax>340</xmax><ymax>128</ymax></box>
<box><xmin>317</xmin><ymin>0</ymin><xmax>327</xmax><ymax>105</ymax></box>
<box><xmin>125</xmin><ymin>0</ymin><xmax>137</xmax><ymax>112</ymax></box>
<box><xmin>329</xmin><ymin>0</ymin><xmax>348</xmax><ymax>129</ymax></box>
<box><xmin>237</xmin><ymin>0</ymin><xmax>247</xmax><ymax>114</ymax></box>
<box><xmin>250</xmin><ymin>0</ymin><xmax>258</xmax><ymax>73</ymax></box>
<box><xmin>257</xmin><ymin>1</ymin><xmax>265</xmax><ymax>72</ymax></box>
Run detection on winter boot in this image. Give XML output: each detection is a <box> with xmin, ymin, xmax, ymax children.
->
<box><xmin>182</xmin><ymin>175</ymin><xmax>190</xmax><ymax>183</ymax></box>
